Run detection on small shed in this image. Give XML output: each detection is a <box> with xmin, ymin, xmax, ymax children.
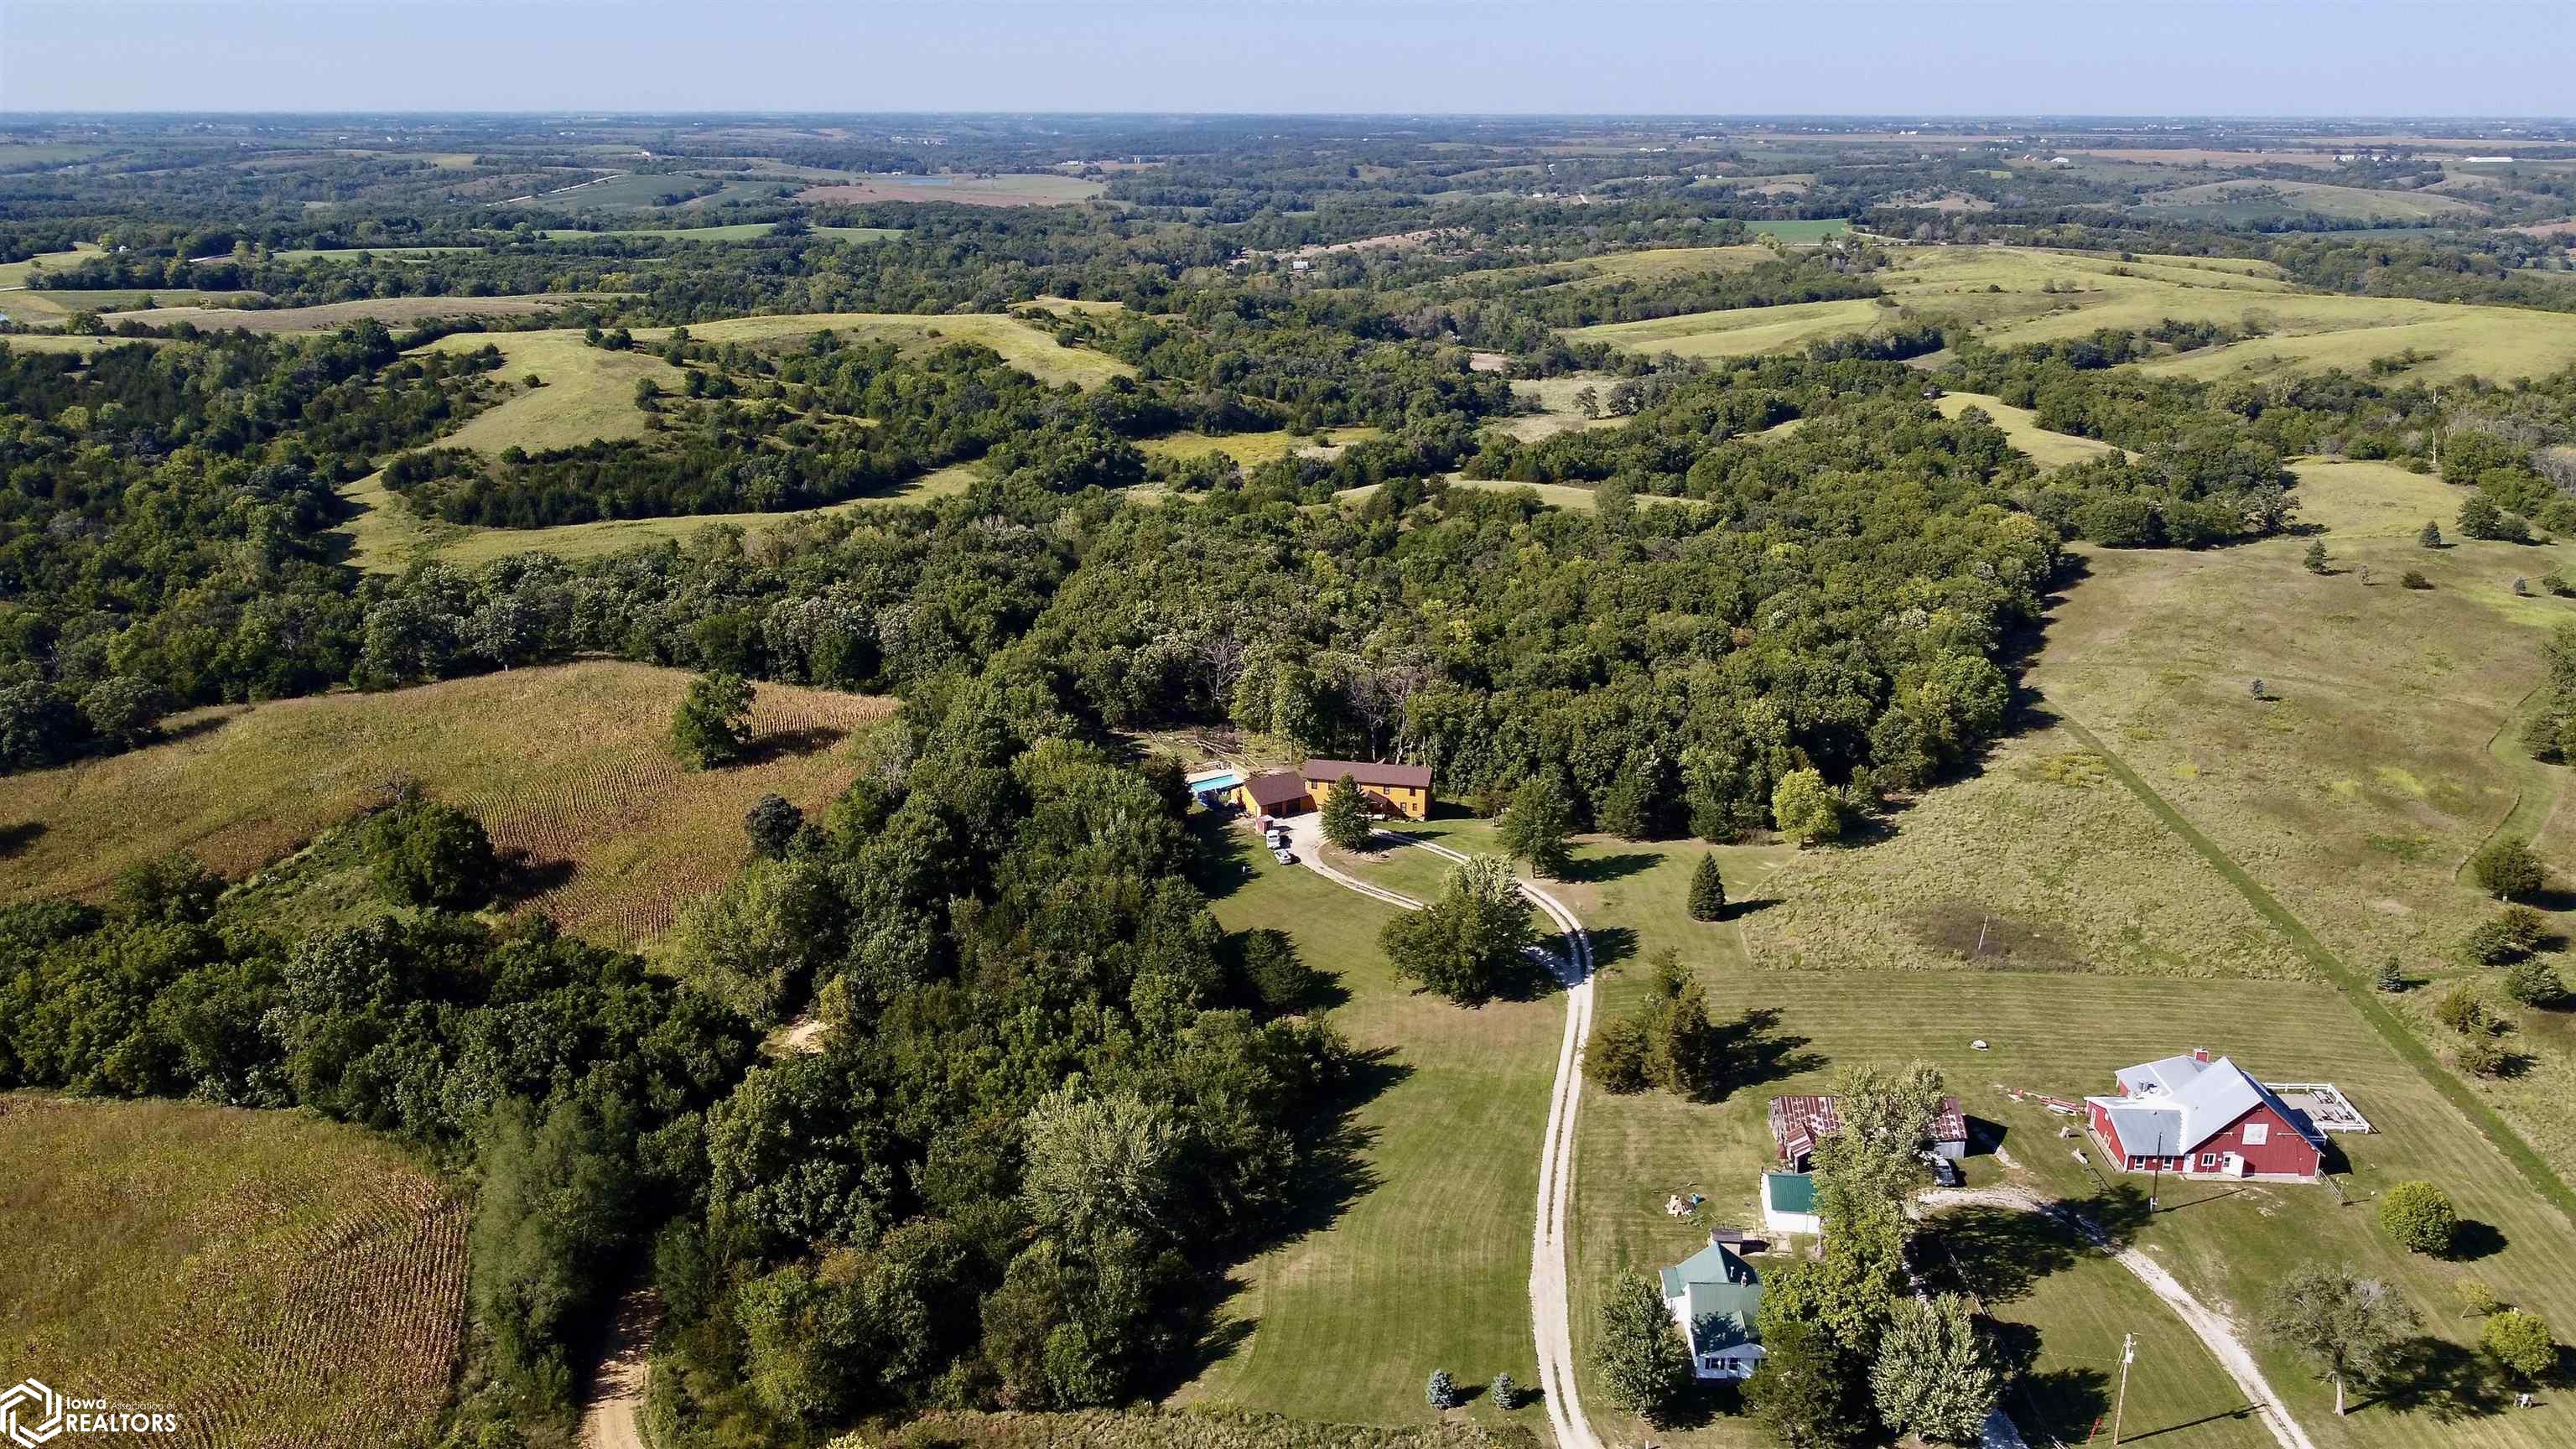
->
<box><xmin>1761</xmin><ymin>1171</ymin><xmax>1820</xmax><ymax>1237</ymax></box>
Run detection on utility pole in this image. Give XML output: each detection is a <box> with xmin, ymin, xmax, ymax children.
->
<box><xmin>2110</xmin><ymin>1332</ymin><xmax>2137</xmax><ymax>1445</ymax></box>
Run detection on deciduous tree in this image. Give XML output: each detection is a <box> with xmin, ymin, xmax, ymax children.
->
<box><xmin>1592</xmin><ymin>1270</ymin><xmax>1693</xmax><ymax>1423</ymax></box>
<box><xmin>2262</xmin><ymin>1263</ymin><xmax>2419</xmax><ymax>1415</ymax></box>
<box><xmin>1870</xmin><ymin>1294</ymin><xmax>2002</xmax><ymax>1443</ymax></box>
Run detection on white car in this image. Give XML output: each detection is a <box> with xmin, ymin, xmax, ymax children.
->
<box><xmin>1273</xmin><ymin>847</ymin><xmax>1296</xmax><ymax>865</ymax></box>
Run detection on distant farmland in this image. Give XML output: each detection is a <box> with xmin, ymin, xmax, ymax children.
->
<box><xmin>795</xmin><ymin>172</ymin><xmax>1105</xmax><ymax>207</ymax></box>
<box><xmin>0</xmin><ymin>1096</ymin><xmax>466</xmax><ymax>1449</ymax></box>
<box><xmin>0</xmin><ymin>662</ymin><xmax>889</xmax><ymax>946</ymax></box>
<box><xmin>1570</xmin><ymin>242</ymin><xmax>2576</xmax><ymax>382</ymax></box>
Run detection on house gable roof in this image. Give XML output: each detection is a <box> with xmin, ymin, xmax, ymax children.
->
<box><xmin>1300</xmin><ymin>756</ymin><xmax>1433</xmax><ymax>791</ymax></box>
<box><xmin>2095</xmin><ymin>1052</ymin><xmax>2326</xmax><ymax>1155</ymax></box>
<box><xmin>1659</xmin><ymin>1239</ymin><xmax>1762</xmax><ymax>1355</ymax></box>
<box><xmin>1241</xmin><ymin>771</ymin><xmax>1310</xmax><ymax>809</ymax></box>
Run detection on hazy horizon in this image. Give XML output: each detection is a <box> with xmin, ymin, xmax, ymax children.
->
<box><xmin>5</xmin><ymin>0</ymin><xmax>2573</xmax><ymax>117</ymax></box>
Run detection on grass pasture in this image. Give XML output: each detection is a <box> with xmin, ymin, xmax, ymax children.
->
<box><xmin>1143</xmin><ymin>427</ymin><xmax>1385</xmax><ymax>469</ymax></box>
<box><xmin>332</xmin><ymin>460</ymin><xmax>986</xmax><ymax>573</ymax></box>
<box><xmin>0</xmin><ymin>1095</ymin><xmax>466</xmax><ymax>1449</ymax></box>
<box><xmin>94</xmin><ymin>293</ymin><xmax>602</xmax><ymax>335</ymax></box>
<box><xmin>0</xmin><ymin>662</ymin><xmax>886</xmax><ymax>947</ymax></box>
<box><xmin>2134</xmin><ymin>179</ymin><xmax>2485</xmax><ymax>225</ymax></box>
<box><xmin>1570</xmin><ymin>243</ymin><xmax>2576</xmax><ymax>383</ymax></box>
<box><xmin>540</xmin><ymin>223</ymin><xmax>902</xmax><ymax>242</ymax></box>
<box><xmin>3</xmin><ymin>288</ymin><xmax>254</xmax><ymax>325</ymax></box>
<box><xmin>1935</xmin><ymin>390</ymin><xmax>2132</xmax><ymax>469</ymax></box>
<box><xmin>1176</xmin><ymin>820</ymin><xmax>1560</xmax><ymax>1433</ymax></box>
<box><xmin>631</xmin><ymin>311</ymin><xmax>1133</xmax><ymax>389</ymax></box>
<box><xmin>0</xmin><ymin>242</ymin><xmax>102</xmax><ymax>288</ymax></box>
<box><xmin>415</xmin><ymin>329</ymin><xmax>683</xmax><ymax>454</ymax></box>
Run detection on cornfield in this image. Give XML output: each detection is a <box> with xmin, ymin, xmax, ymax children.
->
<box><xmin>0</xmin><ymin>1097</ymin><xmax>470</xmax><ymax>1448</ymax></box>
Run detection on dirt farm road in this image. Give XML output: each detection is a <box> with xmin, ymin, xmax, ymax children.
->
<box><xmin>1284</xmin><ymin>818</ymin><xmax>1606</xmax><ymax>1449</ymax></box>
<box><xmin>1919</xmin><ymin>1185</ymin><xmax>2317</xmax><ymax>1449</ymax></box>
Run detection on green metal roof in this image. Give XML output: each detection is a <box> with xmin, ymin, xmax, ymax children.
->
<box><xmin>1660</xmin><ymin>1240</ymin><xmax>1763</xmax><ymax>1356</ymax></box>
<box><xmin>1763</xmin><ymin>1171</ymin><xmax>1816</xmax><ymax>1214</ymax></box>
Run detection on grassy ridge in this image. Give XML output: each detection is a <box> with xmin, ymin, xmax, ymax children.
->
<box><xmin>0</xmin><ymin>662</ymin><xmax>886</xmax><ymax>947</ymax></box>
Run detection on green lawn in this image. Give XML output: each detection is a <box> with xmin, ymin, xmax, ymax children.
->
<box><xmin>1176</xmin><ymin>819</ymin><xmax>1561</xmax><ymax>1432</ymax></box>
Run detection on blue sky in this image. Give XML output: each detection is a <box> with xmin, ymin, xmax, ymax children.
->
<box><xmin>3</xmin><ymin>1</ymin><xmax>2570</xmax><ymax>117</ymax></box>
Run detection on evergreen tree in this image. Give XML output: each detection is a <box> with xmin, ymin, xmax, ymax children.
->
<box><xmin>2304</xmin><ymin>540</ymin><xmax>2330</xmax><ymax>574</ymax></box>
<box><xmin>1488</xmin><ymin>1371</ymin><xmax>1518</xmax><ymax>1411</ymax></box>
<box><xmin>1426</xmin><ymin>1368</ymin><xmax>1459</xmax><ymax>1410</ymax></box>
<box><xmin>1320</xmin><ymin>771</ymin><xmax>1373</xmax><ymax>851</ymax></box>
<box><xmin>2419</xmin><ymin>519</ymin><xmax>2443</xmax><ymax>548</ymax></box>
<box><xmin>1687</xmin><ymin>854</ymin><xmax>1727</xmax><ymax>921</ymax></box>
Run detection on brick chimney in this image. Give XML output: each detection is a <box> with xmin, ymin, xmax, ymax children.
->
<box><xmin>2191</xmin><ymin>1046</ymin><xmax>2211</xmax><ymax>1064</ymax></box>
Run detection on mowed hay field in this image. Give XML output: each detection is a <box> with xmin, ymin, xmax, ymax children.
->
<box><xmin>0</xmin><ymin>662</ymin><xmax>887</xmax><ymax>946</ymax></box>
<box><xmin>1570</xmin><ymin>244</ymin><xmax>2576</xmax><ymax>383</ymax></box>
<box><xmin>1141</xmin><ymin>426</ymin><xmax>1384</xmax><ymax>468</ymax></box>
<box><xmin>1175</xmin><ymin>823</ymin><xmax>1559</xmax><ymax>1434</ymax></box>
<box><xmin>0</xmin><ymin>1096</ymin><xmax>466</xmax><ymax>1449</ymax></box>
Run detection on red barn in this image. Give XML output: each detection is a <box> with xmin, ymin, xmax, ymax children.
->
<box><xmin>2084</xmin><ymin>1048</ymin><xmax>2326</xmax><ymax>1182</ymax></box>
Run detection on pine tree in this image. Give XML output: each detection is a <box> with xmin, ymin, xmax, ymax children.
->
<box><xmin>1426</xmin><ymin>1368</ymin><xmax>1459</xmax><ymax>1410</ymax></box>
<box><xmin>1320</xmin><ymin>771</ymin><xmax>1373</xmax><ymax>851</ymax></box>
<box><xmin>1488</xmin><ymin>1371</ymin><xmax>1518</xmax><ymax>1411</ymax></box>
<box><xmin>2304</xmin><ymin>540</ymin><xmax>2330</xmax><ymax>574</ymax></box>
<box><xmin>2419</xmin><ymin>519</ymin><xmax>2444</xmax><ymax>548</ymax></box>
<box><xmin>1687</xmin><ymin>854</ymin><xmax>1727</xmax><ymax>921</ymax></box>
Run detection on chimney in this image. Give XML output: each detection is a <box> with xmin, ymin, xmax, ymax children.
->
<box><xmin>2191</xmin><ymin>1046</ymin><xmax>2210</xmax><ymax>1064</ymax></box>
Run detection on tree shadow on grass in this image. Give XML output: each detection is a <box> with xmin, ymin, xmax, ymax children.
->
<box><xmin>2448</xmin><ymin>1218</ymin><xmax>2508</xmax><ymax>1263</ymax></box>
<box><xmin>1697</xmin><ymin>1005</ymin><xmax>1822</xmax><ymax>1101</ymax></box>
<box><xmin>1920</xmin><ymin>1204</ymin><xmax>2085</xmax><ymax>1307</ymax></box>
<box><xmin>2011</xmin><ymin>1361</ymin><xmax>2111</xmax><ymax>1447</ymax></box>
<box><xmin>1586</xmin><ymin>924</ymin><xmax>1639</xmax><ymax>971</ymax></box>
<box><xmin>2359</xmin><ymin>1335</ymin><xmax>2512</xmax><ymax>1422</ymax></box>
<box><xmin>1560</xmin><ymin>849</ymin><xmax>1659</xmax><ymax>885</ymax></box>
<box><xmin>1187</xmin><ymin>813</ymin><xmax>1258</xmax><ymax>901</ymax></box>
<box><xmin>0</xmin><ymin>820</ymin><xmax>44</xmax><ymax>860</ymax></box>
